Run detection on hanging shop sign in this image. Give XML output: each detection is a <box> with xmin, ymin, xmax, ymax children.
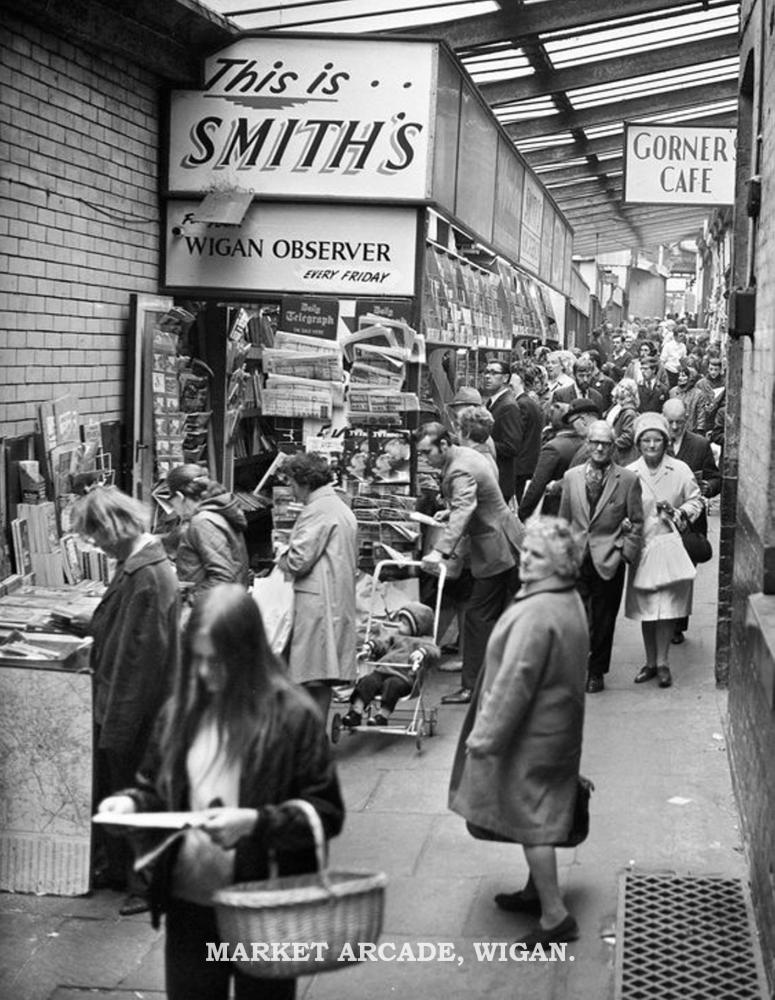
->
<box><xmin>623</xmin><ymin>122</ymin><xmax>736</xmax><ymax>206</ymax></box>
<box><xmin>167</xmin><ymin>36</ymin><xmax>434</xmax><ymax>201</ymax></box>
<box><xmin>519</xmin><ymin>172</ymin><xmax>544</xmax><ymax>273</ymax></box>
<box><xmin>164</xmin><ymin>202</ymin><xmax>418</xmax><ymax>297</ymax></box>
<box><xmin>280</xmin><ymin>296</ymin><xmax>339</xmax><ymax>340</ymax></box>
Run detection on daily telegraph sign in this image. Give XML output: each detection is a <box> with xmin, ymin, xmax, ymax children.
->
<box><xmin>623</xmin><ymin>123</ymin><xmax>736</xmax><ymax>206</ymax></box>
<box><xmin>167</xmin><ymin>36</ymin><xmax>434</xmax><ymax>200</ymax></box>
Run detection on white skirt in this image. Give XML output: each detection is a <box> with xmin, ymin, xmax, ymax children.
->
<box><xmin>624</xmin><ymin>570</ymin><xmax>693</xmax><ymax>621</ymax></box>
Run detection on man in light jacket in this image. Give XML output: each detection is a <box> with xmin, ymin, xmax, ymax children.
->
<box><xmin>559</xmin><ymin>421</ymin><xmax>643</xmax><ymax>693</ymax></box>
<box><xmin>419</xmin><ymin>422</ymin><xmax>523</xmax><ymax>705</ymax></box>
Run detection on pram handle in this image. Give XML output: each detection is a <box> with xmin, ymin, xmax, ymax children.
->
<box><xmin>367</xmin><ymin>560</ymin><xmax>447</xmax><ymax>646</ymax></box>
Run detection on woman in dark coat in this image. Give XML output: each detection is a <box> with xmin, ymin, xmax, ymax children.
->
<box><xmin>73</xmin><ymin>487</ymin><xmax>179</xmax><ymax>915</ymax></box>
<box><xmin>97</xmin><ymin>584</ymin><xmax>344</xmax><ymax>1000</ymax></box>
<box><xmin>449</xmin><ymin>516</ymin><xmax>589</xmax><ymax>947</ymax></box>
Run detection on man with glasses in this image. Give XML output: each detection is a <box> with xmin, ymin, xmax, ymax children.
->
<box><xmin>481</xmin><ymin>359</ymin><xmax>523</xmax><ymax>503</ymax></box>
<box><xmin>559</xmin><ymin>421</ymin><xmax>643</xmax><ymax>693</ymax></box>
<box><xmin>419</xmin><ymin>422</ymin><xmax>523</xmax><ymax>705</ymax></box>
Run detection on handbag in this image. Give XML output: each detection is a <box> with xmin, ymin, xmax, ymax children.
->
<box><xmin>681</xmin><ymin>529</ymin><xmax>712</xmax><ymax>564</ymax></box>
<box><xmin>555</xmin><ymin>776</ymin><xmax>594</xmax><ymax>848</ymax></box>
<box><xmin>633</xmin><ymin>522</ymin><xmax>696</xmax><ymax>591</ymax></box>
<box><xmin>681</xmin><ymin>504</ymin><xmax>712</xmax><ymax>564</ymax></box>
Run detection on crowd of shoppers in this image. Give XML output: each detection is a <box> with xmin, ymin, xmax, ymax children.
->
<box><xmin>80</xmin><ymin>313</ymin><xmax>723</xmax><ymax>958</ymax></box>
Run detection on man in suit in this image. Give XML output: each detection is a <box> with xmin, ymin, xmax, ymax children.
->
<box><xmin>553</xmin><ymin>357</ymin><xmax>604</xmax><ymax>412</ymax></box>
<box><xmin>584</xmin><ymin>349</ymin><xmax>616</xmax><ymax>412</ymax></box>
<box><xmin>662</xmin><ymin>397</ymin><xmax>721</xmax><ymax>643</ymax></box>
<box><xmin>419</xmin><ymin>422</ymin><xmax>523</xmax><ymax>705</ymax></box>
<box><xmin>559</xmin><ymin>421</ymin><xmax>644</xmax><ymax>693</ymax></box>
<box><xmin>509</xmin><ymin>363</ymin><xmax>544</xmax><ymax>504</ymax></box>
<box><xmin>638</xmin><ymin>356</ymin><xmax>669</xmax><ymax>413</ymax></box>
<box><xmin>481</xmin><ymin>359</ymin><xmax>523</xmax><ymax>503</ymax></box>
<box><xmin>518</xmin><ymin>397</ymin><xmax>600</xmax><ymax>521</ymax></box>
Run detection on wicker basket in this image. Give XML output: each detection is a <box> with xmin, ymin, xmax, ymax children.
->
<box><xmin>213</xmin><ymin>799</ymin><xmax>386</xmax><ymax>979</ymax></box>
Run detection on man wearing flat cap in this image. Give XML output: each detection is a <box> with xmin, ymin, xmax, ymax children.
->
<box><xmin>518</xmin><ymin>398</ymin><xmax>600</xmax><ymax>520</ymax></box>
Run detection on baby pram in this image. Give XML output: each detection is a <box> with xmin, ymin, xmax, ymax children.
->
<box><xmin>331</xmin><ymin>559</ymin><xmax>446</xmax><ymax>751</ymax></box>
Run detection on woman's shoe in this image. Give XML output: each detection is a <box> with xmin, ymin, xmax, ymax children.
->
<box><xmin>657</xmin><ymin>666</ymin><xmax>672</xmax><ymax>688</ymax></box>
<box><xmin>494</xmin><ymin>890</ymin><xmax>542</xmax><ymax>915</ymax></box>
<box><xmin>518</xmin><ymin>913</ymin><xmax>578</xmax><ymax>948</ymax></box>
<box><xmin>634</xmin><ymin>665</ymin><xmax>658</xmax><ymax>684</ymax></box>
<box><xmin>368</xmin><ymin>713</ymin><xmax>389</xmax><ymax>727</ymax></box>
<box><xmin>341</xmin><ymin>709</ymin><xmax>362</xmax><ymax>728</ymax></box>
<box><xmin>119</xmin><ymin>894</ymin><xmax>150</xmax><ymax>916</ymax></box>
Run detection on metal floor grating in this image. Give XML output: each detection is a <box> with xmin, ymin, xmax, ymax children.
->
<box><xmin>614</xmin><ymin>872</ymin><xmax>767</xmax><ymax>1000</ymax></box>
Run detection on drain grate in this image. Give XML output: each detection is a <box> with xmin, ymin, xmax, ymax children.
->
<box><xmin>615</xmin><ymin>872</ymin><xmax>766</xmax><ymax>1000</ymax></box>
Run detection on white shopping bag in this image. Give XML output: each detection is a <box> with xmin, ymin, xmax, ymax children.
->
<box><xmin>251</xmin><ymin>567</ymin><xmax>295</xmax><ymax>655</ymax></box>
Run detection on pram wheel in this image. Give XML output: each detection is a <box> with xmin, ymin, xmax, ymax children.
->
<box><xmin>331</xmin><ymin>713</ymin><xmax>342</xmax><ymax>744</ymax></box>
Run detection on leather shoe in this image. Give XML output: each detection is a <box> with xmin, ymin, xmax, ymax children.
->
<box><xmin>585</xmin><ymin>674</ymin><xmax>604</xmax><ymax>694</ymax></box>
<box><xmin>517</xmin><ymin>913</ymin><xmax>578</xmax><ymax>949</ymax></box>
<box><xmin>657</xmin><ymin>665</ymin><xmax>672</xmax><ymax>688</ymax></box>
<box><xmin>494</xmin><ymin>890</ymin><xmax>542</xmax><ymax>916</ymax></box>
<box><xmin>671</xmin><ymin>631</ymin><xmax>685</xmax><ymax>645</ymax></box>
<box><xmin>441</xmin><ymin>687</ymin><xmax>472</xmax><ymax>705</ymax></box>
<box><xmin>634</xmin><ymin>665</ymin><xmax>658</xmax><ymax>684</ymax></box>
<box><xmin>119</xmin><ymin>894</ymin><xmax>150</xmax><ymax>916</ymax></box>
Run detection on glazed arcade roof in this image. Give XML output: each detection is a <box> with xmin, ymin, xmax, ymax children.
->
<box><xmin>203</xmin><ymin>0</ymin><xmax>741</xmax><ymax>257</ymax></box>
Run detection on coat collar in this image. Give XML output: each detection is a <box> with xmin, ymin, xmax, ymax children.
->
<box><xmin>515</xmin><ymin>576</ymin><xmax>575</xmax><ymax>601</ymax></box>
<box><xmin>572</xmin><ymin>462</ymin><xmax>620</xmax><ymax>523</ymax></box>
<box><xmin>117</xmin><ymin>537</ymin><xmax>169</xmax><ymax>577</ymax></box>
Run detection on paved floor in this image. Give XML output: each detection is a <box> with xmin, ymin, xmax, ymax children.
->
<box><xmin>0</xmin><ymin>512</ymin><xmax>766</xmax><ymax>999</ymax></box>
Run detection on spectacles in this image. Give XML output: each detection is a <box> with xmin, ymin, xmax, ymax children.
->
<box><xmin>484</xmin><ymin>368</ymin><xmax>505</xmax><ymax>376</ymax></box>
<box><xmin>588</xmin><ymin>440</ymin><xmax>613</xmax><ymax>448</ymax></box>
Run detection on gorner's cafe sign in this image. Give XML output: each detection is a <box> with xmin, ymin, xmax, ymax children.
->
<box><xmin>623</xmin><ymin>122</ymin><xmax>736</xmax><ymax>206</ymax></box>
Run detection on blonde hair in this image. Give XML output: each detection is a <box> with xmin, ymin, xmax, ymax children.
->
<box><xmin>72</xmin><ymin>486</ymin><xmax>149</xmax><ymax>546</ymax></box>
<box><xmin>522</xmin><ymin>515</ymin><xmax>582</xmax><ymax>580</ymax></box>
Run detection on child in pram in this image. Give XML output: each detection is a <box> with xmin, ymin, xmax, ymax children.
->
<box><xmin>341</xmin><ymin>602</ymin><xmax>441</xmax><ymax>728</ymax></box>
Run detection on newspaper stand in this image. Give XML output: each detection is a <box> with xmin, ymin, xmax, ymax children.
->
<box><xmin>331</xmin><ymin>559</ymin><xmax>446</xmax><ymax>751</ymax></box>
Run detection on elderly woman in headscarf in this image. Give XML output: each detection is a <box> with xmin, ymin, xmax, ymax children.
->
<box><xmin>605</xmin><ymin>377</ymin><xmax>639</xmax><ymax>466</ymax></box>
<box><xmin>625</xmin><ymin>413</ymin><xmax>703</xmax><ymax>690</ymax></box>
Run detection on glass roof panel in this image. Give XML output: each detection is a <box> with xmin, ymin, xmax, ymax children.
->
<box><xmin>209</xmin><ymin>0</ymin><xmax>499</xmax><ymax>33</ymax></box>
<box><xmin>544</xmin><ymin>9</ymin><xmax>739</xmax><ymax>68</ymax></box>
<box><xmin>567</xmin><ymin>58</ymin><xmax>740</xmax><ymax>108</ymax></box>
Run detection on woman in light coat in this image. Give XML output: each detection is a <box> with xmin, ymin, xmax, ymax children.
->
<box><xmin>277</xmin><ymin>453</ymin><xmax>358</xmax><ymax>717</ymax></box>
<box><xmin>626</xmin><ymin>412</ymin><xmax>703</xmax><ymax>689</ymax></box>
<box><xmin>606</xmin><ymin>377</ymin><xmax>640</xmax><ymax>466</ymax></box>
<box><xmin>449</xmin><ymin>517</ymin><xmax>589</xmax><ymax>949</ymax></box>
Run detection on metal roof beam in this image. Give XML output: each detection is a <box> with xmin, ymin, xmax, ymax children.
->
<box><xmin>521</xmin><ymin>110</ymin><xmax>738</xmax><ymax>166</ymax></box>
<box><xmin>479</xmin><ymin>33</ymin><xmax>738</xmax><ymax>105</ymax></box>
<box><xmin>540</xmin><ymin>158</ymin><xmax>624</xmax><ymax>185</ymax></box>
<box><xmin>505</xmin><ymin>79</ymin><xmax>738</xmax><ymax>140</ymax></box>
<box><xmin>391</xmin><ymin>0</ymin><xmax>738</xmax><ymax>48</ymax></box>
<box><xmin>553</xmin><ymin>184</ymin><xmax>625</xmax><ymax>205</ymax></box>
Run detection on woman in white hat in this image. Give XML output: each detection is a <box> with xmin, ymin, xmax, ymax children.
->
<box><xmin>625</xmin><ymin>412</ymin><xmax>703</xmax><ymax>688</ymax></box>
